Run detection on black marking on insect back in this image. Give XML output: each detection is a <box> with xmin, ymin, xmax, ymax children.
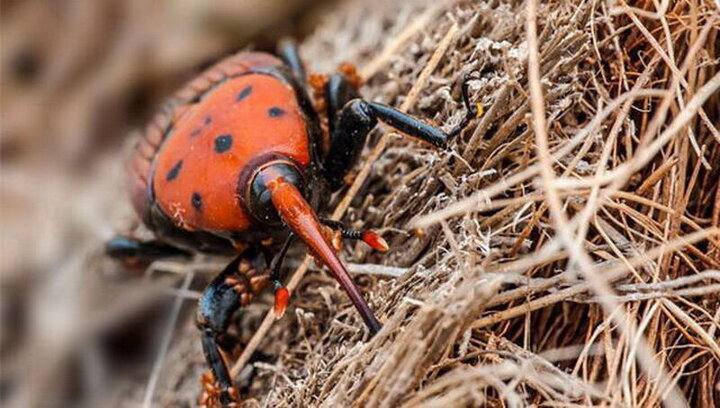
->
<box><xmin>268</xmin><ymin>107</ymin><xmax>285</xmax><ymax>117</ymax></box>
<box><xmin>204</xmin><ymin>116</ymin><xmax>212</xmax><ymax>126</ymax></box>
<box><xmin>190</xmin><ymin>128</ymin><xmax>202</xmax><ymax>138</ymax></box>
<box><xmin>251</xmin><ymin>66</ymin><xmax>323</xmax><ymax>164</ymax></box>
<box><xmin>236</xmin><ymin>86</ymin><xmax>253</xmax><ymax>102</ymax></box>
<box><xmin>191</xmin><ymin>192</ymin><xmax>203</xmax><ymax>211</ymax></box>
<box><xmin>214</xmin><ymin>134</ymin><xmax>233</xmax><ymax>153</ymax></box>
<box><xmin>166</xmin><ymin>160</ymin><xmax>183</xmax><ymax>181</ymax></box>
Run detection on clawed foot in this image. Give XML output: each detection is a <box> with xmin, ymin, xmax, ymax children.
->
<box><xmin>199</xmin><ymin>371</ymin><xmax>240</xmax><ymax>408</ymax></box>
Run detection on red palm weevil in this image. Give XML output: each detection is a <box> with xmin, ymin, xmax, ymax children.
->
<box><xmin>106</xmin><ymin>40</ymin><xmax>475</xmax><ymax>407</ymax></box>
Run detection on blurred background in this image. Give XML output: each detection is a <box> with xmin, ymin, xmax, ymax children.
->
<box><xmin>1</xmin><ymin>1</ymin><xmax>338</xmax><ymax>406</ymax></box>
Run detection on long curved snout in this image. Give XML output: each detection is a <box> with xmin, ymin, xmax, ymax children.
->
<box><xmin>266</xmin><ymin>177</ymin><xmax>382</xmax><ymax>334</ymax></box>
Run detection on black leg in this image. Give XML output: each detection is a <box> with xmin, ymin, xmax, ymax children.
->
<box><xmin>326</xmin><ymin>73</ymin><xmax>360</xmax><ymax>136</ymax></box>
<box><xmin>323</xmin><ymin>99</ymin><xmax>378</xmax><ymax>189</ymax></box>
<box><xmin>321</xmin><ymin>73</ymin><xmax>367</xmax><ymax>189</ymax></box>
<box><xmin>277</xmin><ymin>39</ymin><xmax>306</xmax><ymax>86</ymax></box>
<box><xmin>268</xmin><ymin>234</ymin><xmax>294</xmax><ymax>318</ymax></box>
<box><xmin>364</xmin><ymin>101</ymin><xmax>450</xmax><ymax>147</ymax></box>
<box><xmin>196</xmin><ymin>255</ymin><xmax>269</xmax><ymax>406</ymax></box>
<box><xmin>363</xmin><ymin>77</ymin><xmax>477</xmax><ymax>146</ymax></box>
<box><xmin>322</xmin><ymin>74</ymin><xmax>477</xmax><ymax>189</ymax></box>
<box><xmin>197</xmin><ymin>257</ymin><xmax>243</xmax><ymax>406</ymax></box>
<box><xmin>319</xmin><ymin>218</ymin><xmax>346</xmax><ymax>231</ymax></box>
<box><xmin>269</xmin><ymin>233</ymin><xmax>295</xmax><ymax>284</ymax></box>
<box><xmin>105</xmin><ymin>235</ymin><xmax>191</xmax><ymax>261</ymax></box>
<box><xmin>447</xmin><ymin>74</ymin><xmax>478</xmax><ymax>138</ymax></box>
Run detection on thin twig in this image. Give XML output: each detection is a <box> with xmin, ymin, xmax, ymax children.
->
<box><xmin>526</xmin><ymin>1</ymin><xmax>687</xmax><ymax>403</ymax></box>
<box><xmin>142</xmin><ymin>271</ymin><xmax>194</xmax><ymax>408</ymax></box>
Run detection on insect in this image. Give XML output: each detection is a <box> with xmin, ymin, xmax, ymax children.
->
<box><xmin>107</xmin><ymin>40</ymin><xmax>476</xmax><ymax>407</ymax></box>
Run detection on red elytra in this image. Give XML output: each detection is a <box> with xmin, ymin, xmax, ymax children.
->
<box><xmin>152</xmin><ymin>74</ymin><xmax>310</xmax><ymax>232</ymax></box>
<box><xmin>129</xmin><ymin>53</ymin><xmax>313</xmax><ymax>236</ymax></box>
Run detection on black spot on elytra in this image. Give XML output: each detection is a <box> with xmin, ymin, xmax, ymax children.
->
<box><xmin>191</xmin><ymin>192</ymin><xmax>203</xmax><ymax>211</ymax></box>
<box><xmin>166</xmin><ymin>160</ymin><xmax>183</xmax><ymax>181</ymax></box>
<box><xmin>214</xmin><ymin>134</ymin><xmax>233</xmax><ymax>153</ymax></box>
<box><xmin>268</xmin><ymin>107</ymin><xmax>285</xmax><ymax>117</ymax></box>
<box><xmin>190</xmin><ymin>128</ymin><xmax>202</xmax><ymax>137</ymax></box>
<box><xmin>236</xmin><ymin>86</ymin><xmax>252</xmax><ymax>102</ymax></box>
<box><xmin>204</xmin><ymin>116</ymin><xmax>212</xmax><ymax>125</ymax></box>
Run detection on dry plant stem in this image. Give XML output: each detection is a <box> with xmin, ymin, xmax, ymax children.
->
<box><xmin>624</xmin><ymin>7</ymin><xmax>720</xmax><ymax>149</ymax></box>
<box><xmin>581</xmin><ymin>284</ymin><xmax>720</xmax><ymax>303</ymax></box>
<box><xmin>472</xmin><ymin>228</ymin><xmax>719</xmax><ymax>380</ymax></box>
<box><xmin>616</xmin><ymin>270</ymin><xmax>720</xmax><ymax>293</ymax></box>
<box><xmin>142</xmin><ymin>271</ymin><xmax>195</xmax><ymax>408</ymax></box>
<box><xmin>622</xmin><ymin>71</ymin><xmax>720</xmax><ymax>179</ymax></box>
<box><xmin>413</xmin><ymin>12</ymin><xmax>718</xmax><ymax>230</ymax></box>
<box><xmin>478</xmin><ymin>179</ymin><xmax>714</xmax><ymax>286</ymax></box>
<box><xmin>613</xmin><ymin>15</ymin><xmax>719</xmax><ymax>178</ymax></box>
<box><xmin>636</xmin><ymin>158</ymin><xmax>679</xmax><ymax>196</ymax></box>
<box><xmin>343</xmin><ymin>263</ymin><xmax>407</xmax><ymax>278</ymax></box>
<box><xmin>229</xmin><ymin>21</ymin><xmax>460</xmax><ymax>379</ymax></box>
<box><xmin>559</xmin><ymin>58</ymin><xmax>660</xmax><ymax>259</ymax></box>
<box><xmin>526</xmin><ymin>1</ymin><xmax>686</xmax><ymax>405</ymax></box>
<box><xmin>410</xmin><ymin>88</ymin><xmax>667</xmax><ymax>229</ymax></box>
<box><xmin>358</xmin><ymin>1</ymin><xmax>447</xmax><ymax>79</ymax></box>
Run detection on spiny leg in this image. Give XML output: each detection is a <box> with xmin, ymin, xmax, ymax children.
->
<box><xmin>196</xmin><ymin>255</ymin><xmax>269</xmax><ymax>407</ymax></box>
<box><xmin>197</xmin><ymin>257</ymin><xmax>243</xmax><ymax>407</ymax></box>
<box><xmin>322</xmin><ymin>74</ymin><xmax>478</xmax><ymax>189</ymax></box>
<box><xmin>358</xmin><ymin>73</ymin><xmax>478</xmax><ymax>147</ymax></box>
<box><xmin>105</xmin><ymin>235</ymin><xmax>191</xmax><ymax>265</ymax></box>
